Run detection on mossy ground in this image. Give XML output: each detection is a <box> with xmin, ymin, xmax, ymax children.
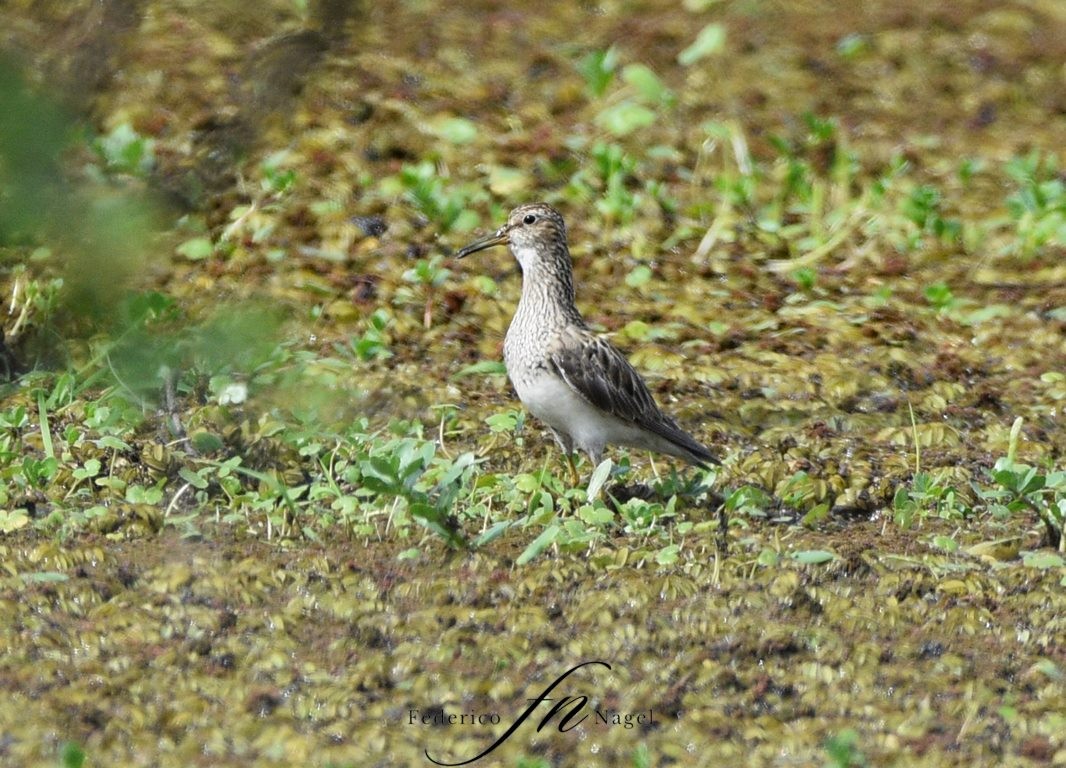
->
<box><xmin>0</xmin><ymin>0</ymin><xmax>1063</xmax><ymax>766</ymax></box>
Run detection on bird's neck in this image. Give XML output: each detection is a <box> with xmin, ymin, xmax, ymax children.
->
<box><xmin>514</xmin><ymin>246</ymin><xmax>584</xmax><ymax>328</ymax></box>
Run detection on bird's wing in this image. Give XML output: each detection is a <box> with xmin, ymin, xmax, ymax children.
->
<box><xmin>548</xmin><ymin>329</ymin><xmax>678</xmax><ymax>433</ymax></box>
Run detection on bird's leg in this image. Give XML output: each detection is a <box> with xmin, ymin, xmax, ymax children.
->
<box><xmin>548</xmin><ymin>428</ymin><xmax>580</xmax><ymax>486</ymax></box>
<box><xmin>565</xmin><ymin>452</ymin><xmax>580</xmax><ymax>486</ymax></box>
<box><xmin>648</xmin><ymin>453</ymin><xmax>661</xmax><ymax>479</ymax></box>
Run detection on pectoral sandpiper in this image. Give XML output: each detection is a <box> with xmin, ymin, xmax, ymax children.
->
<box><xmin>457</xmin><ymin>203</ymin><xmax>717</xmax><ymax>483</ymax></box>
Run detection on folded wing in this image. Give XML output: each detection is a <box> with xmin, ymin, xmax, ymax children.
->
<box><xmin>548</xmin><ymin>329</ymin><xmax>717</xmax><ymax>466</ymax></box>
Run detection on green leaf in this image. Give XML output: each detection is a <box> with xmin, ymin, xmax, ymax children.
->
<box><xmin>586</xmin><ymin>458</ymin><xmax>614</xmax><ymax>500</ymax></box>
<box><xmin>434</xmin><ymin>452</ymin><xmax>475</xmax><ymax>490</ymax></box>
<box><xmin>473</xmin><ymin>518</ymin><xmax>522</xmax><ymax>547</ymax></box>
<box><xmin>678</xmin><ymin>23</ymin><xmax>726</xmax><ymax>66</ymax></box>
<box><xmin>430</xmin><ymin>116</ymin><xmax>478</xmax><ymax>145</ymax></box>
<box><xmin>577</xmin><ymin>504</ymin><xmax>614</xmax><ymax>526</ymax></box>
<box><xmin>409</xmin><ymin>502</ymin><xmax>465</xmax><ymax>548</ymax></box>
<box><xmin>516</xmin><ymin>523</ymin><xmax>560</xmax><ymax>565</ymax></box>
<box><xmin>756</xmin><ymin>548</ymin><xmax>779</xmax><ymax>567</ymax></box>
<box><xmin>191</xmin><ymin>432</ymin><xmax>224</xmax><ymax>453</ymax></box>
<box><xmin>126</xmin><ymin>484</ymin><xmax>164</xmax><ymax>505</ymax></box>
<box><xmin>835</xmin><ymin>33</ymin><xmax>868</xmax><ymax>59</ymax></box>
<box><xmin>961</xmin><ymin>304</ymin><xmax>1013</xmax><ymax>325</ymax></box>
<box><xmin>1030</xmin><ymin>659</ymin><xmax>1063</xmax><ymax>680</ymax></box>
<box><xmin>0</xmin><ymin>510</ymin><xmax>30</xmax><ymax>533</ymax></box>
<box><xmin>621</xmin><ymin>64</ymin><xmax>673</xmax><ymax>105</ymax></box>
<box><xmin>59</xmin><ymin>741</ymin><xmax>86</xmax><ymax>768</ymax></box>
<box><xmin>72</xmin><ymin>458</ymin><xmax>102</xmax><ymax>481</ymax></box>
<box><xmin>655</xmin><ymin>544</ymin><xmax>680</xmax><ymax>565</ymax></box>
<box><xmin>791</xmin><ymin>549</ymin><xmax>836</xmax><ymax>564</ymax></box>
<box><xmin>800</xmin><ymin>503</ymin><xmax>829</xmax><ymax>527</ymax></box>
<box><xmin>365</xmin><ymin>455</ymin><xmax>400</xmax><ymax>483</ymax></box>
<box><xmin>95</xmin><ymin>123</ymin><xmax>154</xmax><ymax>174</ymax></box>
<box><xmin>178</xmin><ymin>467</ymin><xmax>209</xmax><ymax>489</ymax></box>
<box><xmin>625</xmin><ymin>265</ymin><xmax>653</xmax><ymax>288</ymax></box>
<box><xmin>94</xmin><ymin>475</ymin><xmax>126</xmax><ymax>492</ymax></box>
<box><xmin>176</xmin><ymin>237</ymin><xmax>214</xmax><ymax>261</ymax></box>
<box><xmin>578</xmin><ymin>47</ymin><xmax>618</xmax><ymax>98</ymax></box>
<box><xmin>23</xmin><ymin>571</ymin><xmax>69</xmax><ymax>583</ymax></box>
<box><xmin>931</xmin><ymin>535</ymin><xmax>959</xmax><ymax>552</ymax></box>
<box><xmin>1022</xmin><ymin>551</ymin><xmax>1065</xmax><ymax>570</ymax></box>
<box><xmin>824</xmin><ymin>729</ymin><xmax>865</xmax><ymax>768</ymax></box>
<box><xmin>485</xmin><ymin>410</ymin><xmax>520</xmax><ymax>433</ymax></box>
<box><xmin>454</xmin><ymin>360</ymin><xmax>508</xmax><ymax>378</ymax></box>
<box><xmin>37</xmin><ymin>391</ymin><xmax>54</xmax><ymax>459</ymax></box>
<box><xmin>595</xmin><ymin>102</ymin><xmax>657</xmax><ymax>136</ymax></box>
<box><xmin>514</xmin><ymin>473</ymin><xmax>541</xmax><ymax>493</ymax></box>
<box><xmin>792</xmin><ymin>267</ymin><xmax>817</xmax><ymax>291</ymax></box>
<box><xmin>1049</xmin><ymin>471</ymin><xmax>1066</xmax><ymax>491</ymax></box>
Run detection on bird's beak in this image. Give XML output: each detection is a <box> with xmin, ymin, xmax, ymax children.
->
<box><xmin>455</xmin><ymin>226</ymin><xmax>509</xmax><ymax>259</ymax></box>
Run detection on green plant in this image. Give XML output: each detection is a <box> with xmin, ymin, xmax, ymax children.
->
<box><xmin>723</xmin><ymin>485</ymin><xmax>772</xmax><ymax>519</ymax></box>
<box><xmin>922</xmin><ymin>281</ymin><xmax>956</xmax><ymax>312</ymax></box>
<box><xmin>349</xmin><ymin>308</ymin><xmax>393</xmax><ymax>362</ymax></box>
<box><xmin>591</xmin><ymin>59</ymin><xmax>673</xmax><ymax>137</ymax></box>
<box><xmin>92</xmin><ymin>123</ymin><xmax>155</xmax><ymax>176</ymax></box>
<box><xmin>7</xmin><ymin>259</ymin><xmax>62</xmax><ymax>314</ymax></box>
<box><xmin>573</xmin><ymin>50</ymin><xmax>678</xmax><ymax>220</ymax></box>
<box><xmin>568</xmin><ymin>142</ymin><xmax>643</xmax><ymax>224</ymax></box>
<box><xmin>399</xmin><ymin>255</ymin><xmax>452</xmax><ymax>328</ymax></box>
<box><xmin>395</xmin><ymin>161</ymin><xmax>479</xmax><ymax>233</ymax></box>
<box><xmin>577</xmin><ymin>46</ymin><xmax>618</xmax><ymax>98</ymax></box>
<box><xmin>595</xmin><ymin>101</ymin><xmax>657</xmax><ymax>138</ymax></box>
<box><xmin>58</xmin><ymin>741</ymin><xmax>86</xmax><ymax>768</ymax></box>
<box><xmin>892</xmin><ymin>471</ymin><xmax>968</xmax><ymax>528</ymax></box>
<box><xmin>900</xmin><ymin>184</ymin><xmax>960</xmax><ymax>244</ymax></box>
<box><xmin>516</xmin><ymin>758</ymin><xmax>552</xmax><ymax>768</ymax></box>
<box><xmin>259</xmin><ymin>150</ymin><xmax>298</xmax><ymax>196</ymax></box>
<box><xmin>215</xmin><ymin>153</ymin><xmax>300</xmax><ymax>248</ymax></box>
<box><xmin>485</xmin><ymin>408</ymin><xmax>526</xmax><ymax>437</ymax></box>
<box><xmin>20</xmin><ymin>454</ymin><xmax>58</xmax><ymax>488</ymax></box>
<box><xmin>352</xmin><ymin>435</ymin><xmax>475</xmax><ymax>548</ymax></box>
<box><xmin>792</xmin><ymin>266</ymin><xmax>817</xmax><ymax>291</ymax></box>
<box><xmin>429</xmin><ymin>115</ymin><xmax>478</xmax><ymax>145</ymax></box>
<box><xmin>776</xmin><ymin>470</ymin><xmax>830</xmax><ymax>524</ymax></box>
<box><xmin>622</xmin><ymin>64</ymin><xmax>675</xmax><ymax>107</ymax></box>
<box><xmin>976</xmin><ymin>418</ymin><xmax>1064</xmax><ymax>549</ymax></box>
<box><xmin>1003</xmin><ymin>150</ymin><xmax>1064</xmax><ymax>258</ymax></box>
<box><xmin>824</xmin><ymin>729</ymin><xmax>866</xmax><ymax>768</ymax></box>
<box><xmin>632</xmin><ymin>743</ymin><xmax>651</xmax><ymax>768</ymax></box>
<box><xmin>617</xmin><ymin>494</ymin><xmax>677</xmax><ymax>535</ymax></box>
<box><xmin>835</xmin><ymin>33</ymin><xmax>869</xmax><ymax>59</ymax></box>
<box><xmin>678</xmin><ymin>23</ymin><xmax>726</xmax><ymax>66</ymax></box>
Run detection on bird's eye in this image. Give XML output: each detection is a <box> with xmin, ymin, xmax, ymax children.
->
<box><xmin>523</xmin><ymin>213</ymin><xmax>537</xmax><ymax>225</ymax></box>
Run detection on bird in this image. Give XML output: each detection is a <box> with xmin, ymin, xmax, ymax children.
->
<box><xmin>456</xmin><ymin>202</ymin><xmax>717</xmax><ymax>484</ymax></box>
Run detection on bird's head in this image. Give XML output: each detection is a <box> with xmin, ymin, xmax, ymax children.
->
<box><xmin>456</xmin><ymin>203</ymin><xmax>568</xmax><ymax>273</ymax></box>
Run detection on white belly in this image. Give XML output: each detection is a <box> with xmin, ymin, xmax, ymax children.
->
<box><xmin>513</xmin><ymin>370</ymin><xmax>642</xmax><ymax>455</ymax></box>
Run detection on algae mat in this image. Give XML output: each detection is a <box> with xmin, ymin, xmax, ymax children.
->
<box><xmin>1</xmin><ymin>525</ymin><xmax>1063</xmax><ymax>766</ymax></box>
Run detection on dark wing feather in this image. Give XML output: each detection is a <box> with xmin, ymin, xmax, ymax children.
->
<box><xmin>548</xmin><ymin>330</ymin><xmax>717</xmax><ymax>465</ymax></box>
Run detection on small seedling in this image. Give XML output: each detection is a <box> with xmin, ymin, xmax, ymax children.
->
<box><xmin>92</xmin><ymin>123</ymin><xmax>155</xmax><ymax>176</ymax></box>
<box><xmin>578</xmin><ymin>46</ymin><xmax>618</xmax><ymax>98</ymax></box>
<box><xmin>349</xmin><ymin>309</ymin><xmax>393</xmax><ymax>362</ymax></box>
<box><xmin>400</xmin><ymin>255</ymin><xmax>452</xmax><ymax>328</ymax></box>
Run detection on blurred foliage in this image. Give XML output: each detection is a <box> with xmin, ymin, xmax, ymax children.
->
<box><xmin>0</xmin><ymin>55</ymin><xmax>290</xmax><ymax>409</ymax></box>
<box><xmin>0</xmin><ymin>56</ymin><xmax>160</xmax><ymax>317</ymax></box>
<box><xmin>102</xmin><ymin>291</ymin><xmax>286</xmax><ymax>407</ymax></box>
